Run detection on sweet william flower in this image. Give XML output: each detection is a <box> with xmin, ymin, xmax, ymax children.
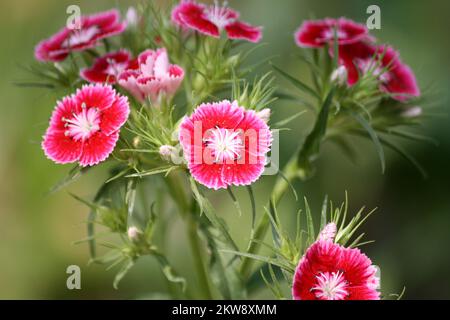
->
<box><xmin>35</xmin><ymin>9</ymin><xmax>126</xmax><ymax>62</ymax></box>
<box><xmin>118</xmin><ymin>48</ymin><xmax>184</xmax><ymax>104</ymax></box>
<box><xmin>292</xmin><ymin>238</ymin><xmax>380</xmax><ymax>300</ymax></box>
<box><xmin>295</xmin><ymin>18</ymin><xmax>370</xmax><ymax>48</ymax></box>
<box><xmin>80</xmin><ymin>50</ymin><xmax>138</xmax><ymax>84</ymax></box>
<box><xmin>338</xmin><ymin>42</ymin><xmax>420</xmax><ymax>101</ymax></box>
<box><xmin>171</xmin><ymin>0</ymin><xmax>262</xmax><ymax>43</ymax></box>
<box><xmin>179</xmin><ymin>100</ymin><xmax>272</xmax><ymax>190</ymax></box>
<box><xmin>42</xmin><ymin>84</ymin><xmax>130</xmax><ymax>167</ymax></box>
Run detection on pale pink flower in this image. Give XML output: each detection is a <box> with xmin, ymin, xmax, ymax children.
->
<box><xmin>118</xmin><ymin>48</ymin><xmax>184</xmax><ymax>104</ymax></box>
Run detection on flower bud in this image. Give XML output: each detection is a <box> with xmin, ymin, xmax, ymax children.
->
<box><xmin>318</xmin><ymin>222</ymin><xmax>337</xmax><ymax>242</ymax></box>
<box><xmin>256</xmin><ymin>108</ymin><xmax>271</xmax><ymax>123</ymax></box>
<box><xmin>159</xmin><ymin>145</ymin><xmax>176</xmax><ymax>162</ymax></box>
<box><xmin>402</xmin><ymin>106</ymin><xmax>422</xmax><ymax>118</ymax></box>
<box><xmin>126</xmin><ymin>7</ymin><xmax>138</xmax><ymax>27</ymax></box>
<box><xmin>127</xmin><ymin>226</ymin><xmax>142</xmax><ymax>242</ymax></box>
<box><xmin>132</xmin><ymin>136</ymin><xmax>141</xmax><ymax>148</ymax></box>
<box><xmin>331</xmin><ymin>65</ymin><xmax>348</xmax><ymax>86</ymax></box>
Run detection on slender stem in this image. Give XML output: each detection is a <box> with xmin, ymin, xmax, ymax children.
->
<box><xmin>239</xmin><ymin>156</ymin><xmax>299</xmax><ymax>279</ymax></box>
<box><xmin>187</xmin><ymin>214</ymin><xmax>214</xmax><ymax>299</ymax></box>
<box><xmin>165</xmin><ymin>172</ymin><xmax>213</xmax><ymax>299</ymax></box>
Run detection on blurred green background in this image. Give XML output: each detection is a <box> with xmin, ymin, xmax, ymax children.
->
<box><xmin>0</xmin><ymin>0</ymin><xmax>449</xmax><ymax>299</ymax></box>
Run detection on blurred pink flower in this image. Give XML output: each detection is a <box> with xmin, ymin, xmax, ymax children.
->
<box><xmin>35</xmin><ymin>9</ymin><xmax>126</xmax><ymax>62</ymax></box>
<box><xmin>338</xmin><ymin>42</ymin><xmax>420</xmax><ymax>101</ymax></box>
<box><xmin>118</xmin><ymin>48</ymin><xmax>184</xmax><ymax>104</ymax></box>
<box><xmin>80</xmin><ymin>50</ymin><xmax>138</xmax><ymax>84</ymax></box>
<box><xmin>295</xmin><ymin>18</ymin><xmax>370</xmax><ymax>48</ymax></box>
<box><xmin>42</xmin><ymin>84</ymin><xmax>129</xmax><ymax>166</ymax></box>
<box><xmin>171</xmin><ymin>0</ymin><xmax>262</xmax><ymax>43</ymax></box>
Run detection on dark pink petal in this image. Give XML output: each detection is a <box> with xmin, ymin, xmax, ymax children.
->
<box><xmin>34</xmin><ymin>28</ymin><xmax>72</xmax><ymax>62</ymax></box>
<box><xmin>189</xmin><ymin>163</ymin><xmax>228</xmax><ymax>189</ymax></box>
<box><xmin>99</xmin><ymin>95</ymin><xmax>130</xmax><ymax>135</ymax></box>
<box><xmin>176</xmin><ymin>1</ymin><xmax>220</xmax><ymax>37</ymax></box>
<box><xmin>225</xmin><ymin>21</ymin><xmax>262</xmax><ymax>43</ymax></box>
<box><xmin>337</xmin><ymin>41</ymin><xmax>376</xmax><ymax>85</ymax></box>
<box><xmin>74</xmin><ymin>84</ymin><xmax>116</xmax><ymax>110</ymax></box>
<box><xmin>42</xmin><ymin>130</ymin><xmax>83</xmax><ymax>164</ymax></box>
<box><xmin>78</xmin><ymin>131</ymin><xmax>119</xmax><ymax>167</ymax></box>
<box><xmin>295</xmin><ymin>18</ymin><xmax>369</xmax><ymax>48</ymax></box>
<box><xmin>80</xmin><ymin>50</ymin><xmax>133</xmax><ymax>84</ymax></box>
<box><xmin>383</xmin><ymin>62</ymin><xmax>420</xmax><ymax>101</ymax></box>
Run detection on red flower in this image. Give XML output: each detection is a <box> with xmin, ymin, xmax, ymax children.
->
<box><xmin>42</xmin><ymin>84</ymin><xmax>130</xmax><ymax>167</ymax></box>
<box><xmin>35</xmin><ymin>9</ymin><xmax>126</xmax><ymax>62</ymax></box>
<box><xmin>81</xmin><ymin>50</ymin><xmax>138</xmax><ymax>84</ymax></box>
<box><xmin>338</xmin><ymin>42</ymin><xmax>420</xmax><ymax>101</ymax></box>
<box><xmin>179</xmin><ymin>100</ymin><xmax>272</xmax><ymax>189</ymax></box>
<box><xmin>171</xmin><ymin>0</ymin><xmax>262</xmax><ymax>43</ymax></box>
<box><xmin>295</xmin><ymin>18</ymin><xmax>370</xmax><ymax>48</ymax></box>
<box><xmin>292</xmin><ymin>240</ymin><xmax>380</xmax><ymax>300</ymax></box>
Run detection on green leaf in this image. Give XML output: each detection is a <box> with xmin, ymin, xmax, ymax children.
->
<box><xmin>349</xmin><ymin>111</ymin><xmax>386</xmax><ymax>173</ymax></box>
<box><xmin>153</xmin><ymin>251</ymin><xmax>186</xmax><ymax>292</ymax></box>
<box><xmin>47</xmin><ymin>165</ymin><xmax>87</xmax><ymax>194</ymax></box>
<box><xmin>304</xmin><ymin>198</ymin><xmax>315</xmax><ymax>246</ymax></box>
<box><xmin>379</xmin><ymin>136</ymin><xmax>428</xmax><ymax>179</ymax></box>
<box><xmin>226</xmin><ymin>187</ymin><xmax>242</xmax><ymax>217</ymax></box>
<box><xmin>202</xmin><ymin>226</ymin><xmax>245</xmax><ymax>299</ymax></box>
<box><xmin>273</xmin><ymin>110</ymin><xmax>307</xmax><ymax>128</ymax></box>
<box><xmin>221</xmin><ymin>250</ymin><xmax>295</xmax><ymax>273</ymax></box>
<box><xmin>113</xmin><ymin>259</ymin><xmax>134</xmax><ymax>289</ymax></box>
<box><xmin>272</xmin><ymin>64</ymin><xmax>320</xmax><ymax>100</ymax></box>
<box><xmin>297</xmin><ymin>88</ymin><xmax>335</xmax><ymax>169</ymax></box>
<box><xmin>126</xmin><ymin>165</ymin><xmax>175</xmax><ymax>178</ymax></box>
<box><xmin>246</xmin><ymin>185</ymin><xmax>256</xmax><ymax>228</ymax></box>
<box><xmin>190</xmin><ymin>178</ymin><xmax>240</xmax><ymax>253</ymax></box>
<box><xmin>320</xmin><ymin>195</ymin><xmax>329</xmax><ymax>230</ymax></box>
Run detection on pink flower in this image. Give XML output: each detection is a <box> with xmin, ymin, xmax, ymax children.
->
<box><xmin>338</xmin><ymin>42</ymin><xmax>420</xmax><ymax>101</ymax></box>
<box><xmin>292</xmin><ymin>240</ymin><xmax>380</xmax><ymax>300</ymax></box>
<box><xmin>118</xmin><ymin>48</ymin><xmax>184</xmax><ymax>104</ymax></box>
<box><xmin>80</xmin><ymin>50</ymin><xmax>138</xmax><ymax>84</ymax></box>
<box><xmin>171</xmin><ymin>0</ymin><xmax>262</xmax><ymax>43</ymax></box>
<box><xmin>42</xmin><ymin>84</ymin><xmax>130</xmax><ymax>167</ymax></box>
<box><xmin>295</xmin><ymin>18</ymin><xmax>370</xmax><ymax>48</ymax></box>
<box><xmin>179</xmin><ymin>100</ymin><xmax>272</xmax><ymax>190</ymax></box>
<box><xmin>35</xmin><ymin>9</ymin><xmax>126</xmax><ymax>62</ymax></box>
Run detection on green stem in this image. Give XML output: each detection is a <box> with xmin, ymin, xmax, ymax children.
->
<box><xmin>239</xmin><ymin>156</ymin><xmax>299</xmax><ymax>279</ymax></box>
<box><xmin>165</xmin><ymin>172</ymin><xmax>213</xmax><ymax>299</ymax></box>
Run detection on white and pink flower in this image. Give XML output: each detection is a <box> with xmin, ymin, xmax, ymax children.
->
<box><xmin>171</xmin><ymin>0</ymin><xmax>262</xmax><ymax>43</ymax></box>
<box><xmin>35</xmin><ymin>9</ymin><xmax>126</xmax><ymax>62</ymax></box>
<box><xmin>179</xmin><ymin>100</ymin><xmax>272</xmax><ymax>190</ymax></box>
<box><xmin>118</xmin><ymin>48</ymin><xmax>184</xmax><ymax>104</ymax></box>
<box><xmin>42</xmin><ymin>84</ymin><xmax>129</xmax><ymax>167</ymax></box>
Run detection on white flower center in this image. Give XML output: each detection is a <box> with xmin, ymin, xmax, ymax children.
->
<box><xmin>63</xmin><ymin>26</ymin><xmax>99</xmax><ymax>47</ymax></box>
<box><xmin>205</xmin><ymin>1</ymin><xmax>235</xmax><ymax>29</ymax></box>
<box><xmin>63</xmin><ymin>103</ymin><xmax>101</xmax><ymax>141</ymax></box>
<box><xmin>204</xmin><ymin>128</ymin><xmax>243</xmax><ymax>163</ymax></box>
<box><xmin>311</xmin><ymin>271</ymin><xmax>349</xmax><ymax>300</ymax></box>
